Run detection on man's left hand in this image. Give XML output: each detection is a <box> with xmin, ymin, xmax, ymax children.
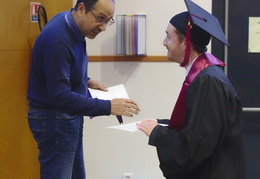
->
<box><xmin>136</xmin><ymin>118</ymin><xmax>158</xmax><ymax>137</ymax></box>
<box><xmin>88</xmin><ymin>79</ymin><xmax>108</xmax><ymax>91</ymax></box>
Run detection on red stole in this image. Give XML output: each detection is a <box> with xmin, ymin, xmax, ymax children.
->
<box><xmin>168</xmin><ymin>53</ymin><xmax>226</xmax><ymax>130</ymax></box>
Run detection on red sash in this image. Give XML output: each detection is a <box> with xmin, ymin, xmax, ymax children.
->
<box><xmin>168</xmin><ymin>53</ymin><xmax>226</xmax><ymax>130</ymax></box>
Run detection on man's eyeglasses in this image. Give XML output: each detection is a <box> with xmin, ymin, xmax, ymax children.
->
<box><xmin>89</xmin><ymin>10</ymin><xmax>115</xmax><ymax>26</ymax></box>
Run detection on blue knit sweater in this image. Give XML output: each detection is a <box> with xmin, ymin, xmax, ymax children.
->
<box><xmin>27</xmin><ymin>9</ymin><xmax>111</xmax><ymax>116</ymax></box>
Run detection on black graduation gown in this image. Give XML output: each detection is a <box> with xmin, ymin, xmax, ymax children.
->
<box><xmin>149</xmin><ymin>66</ymin><xmax>245</xmax><ymax>179</ymax></box>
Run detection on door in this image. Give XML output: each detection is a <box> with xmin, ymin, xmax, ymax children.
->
<box><xmin>212</xmin><ymin>0</ymin><xmax>260</xmax><ymax>178</ymax></box>
<box><xmin>0</xmin><ymin>0</ymin><xmax>72</xmax><ymax>178</ymax></box>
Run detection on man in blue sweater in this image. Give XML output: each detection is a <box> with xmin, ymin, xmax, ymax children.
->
<box><xmin>27</xmin><ymin>0</ymin><xmax>140</xmax><ymax>178</ymax></box>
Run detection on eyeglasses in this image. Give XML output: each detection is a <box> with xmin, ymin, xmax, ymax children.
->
<box><xmin>89</xmin><ymin>10</ymin><xmax>115</xmax><ymax>26</ymax></box>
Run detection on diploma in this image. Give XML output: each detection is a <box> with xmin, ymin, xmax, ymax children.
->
<box><xmin>88</xmin><ymin>84</ymin><xmax>129</xmax><ymax>124</ymax></box>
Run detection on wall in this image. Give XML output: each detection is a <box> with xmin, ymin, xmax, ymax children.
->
<box><xmin>78</xmin><ymin>0</ymin><xmax>212</xmax><ymax>179</ymax></box>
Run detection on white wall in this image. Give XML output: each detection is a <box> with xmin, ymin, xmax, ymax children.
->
<box><xmin>72</xmin><ymin>0</ymin><xmax>212</xmax><ymax>178</ymax></box>
<box><xmin>85</xmin><ymin>62</ymin><xmax>185</xmax><ymax>179</ymax></box>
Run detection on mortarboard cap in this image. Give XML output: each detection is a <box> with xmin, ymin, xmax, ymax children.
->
<box><xmin>184</xmin><ymin>0</ymin><xmax>229</xmax><ymax>46</ymax></box>
<box><xmin>170</xmin><ymin>0</ymin><xmax>229</xmax><ymax>47</ymax></box>
<box><xmin>169</xmin><ymin>0</ymin><xmax>229</xmax><ymax>67</ymax></box>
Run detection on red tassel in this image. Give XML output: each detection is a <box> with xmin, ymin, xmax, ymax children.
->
<box><xmin>180</xmin><ymin>17</ymin><xmax>192</xmax><ymax>67</ymax></box>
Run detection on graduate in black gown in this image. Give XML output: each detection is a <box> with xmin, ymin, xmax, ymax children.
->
<box><xmin>137</xmin><ymin>0</ymin><xmax>245</xmax><ymax>178</ymax></box>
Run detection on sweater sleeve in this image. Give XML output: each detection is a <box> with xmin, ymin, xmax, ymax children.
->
<box><xmin>43</xmin><ymin>42</ymin><xmax>111</xmax><ymax>116</ymax></box>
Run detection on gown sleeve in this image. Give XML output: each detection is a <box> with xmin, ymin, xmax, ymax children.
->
<box><xmin>149</xmin><ymin>74</ymin><xmax>239</xmax><ymax>177</ymax></box>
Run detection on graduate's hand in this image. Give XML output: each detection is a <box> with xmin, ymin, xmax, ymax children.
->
<box><xmin>136</xmin><ymin>118</ymin><xmax>158</xmax><ymax>137</ymax></box>
<box><xmin>88</xmin><ymin>79</ymin><xmax>108</xmax><ymax>91</ymax></box>
<box><xmin>110</xmin><ymin>98</ymin><xmax>140</xmax><ymax>117</ymax></box>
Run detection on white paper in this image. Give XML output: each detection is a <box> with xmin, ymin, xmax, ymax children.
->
<box><xmin>248</xmin><ymin>17</ymin><xmax>260</xmax><ymax>53</ymax></box>
<box><xmin>107</xmin><ymin>121</ymin><xmax>140</xmax><ymax>132</ymax></box>
<box><xmin>88</xmin><ymin>84</ymin><xmax>129</xmax><ymax>100</ymax></box>
<box><xmin>106</xmin><ymin>121</ymin><xmax>168</xmax><ymax>132</ymax></box>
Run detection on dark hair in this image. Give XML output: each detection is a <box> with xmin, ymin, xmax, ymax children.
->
<box><xmin>192</xmin><ymin>42</ymin><xmax>208</xmax><ymax>53</ymax></box>
<box><xmin>74</xmin><ymin>0</ymin><xmax>98</xmax><ymax>11</ymax></box>
<box><xmin>175</xmin><ymin>29</ymin><xmax>186</xmax><ymax>43</ymax></box>
<box><xmin>175</xmin><ymin>28</ymin><xmax>208</xmax><ymax>54</ymax></box>
<box><xmin>74</xmin><ymin>0</ymin><xmax>115</xmax><ymax>12</ymax></box>
<box><xmin>190</xmin><ymin>24</ymin><xmax>209</xmax><ymax>53</ymax></box>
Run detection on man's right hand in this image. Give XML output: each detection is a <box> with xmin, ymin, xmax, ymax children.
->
<box><xmin>110</xmin><ymin>98</ymin><xmax>140</xmax><ymax>117</ymax></box>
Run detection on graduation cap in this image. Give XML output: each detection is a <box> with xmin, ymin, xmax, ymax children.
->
<box><xmin>185</xmin><ymin>0</ymin><xmax>229</xmax><ymax>46</ymax></box>
<box><xmin>170</xmin><ymin>0</ymin><xmax>229</xmax><ymax>66</ymax></box>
